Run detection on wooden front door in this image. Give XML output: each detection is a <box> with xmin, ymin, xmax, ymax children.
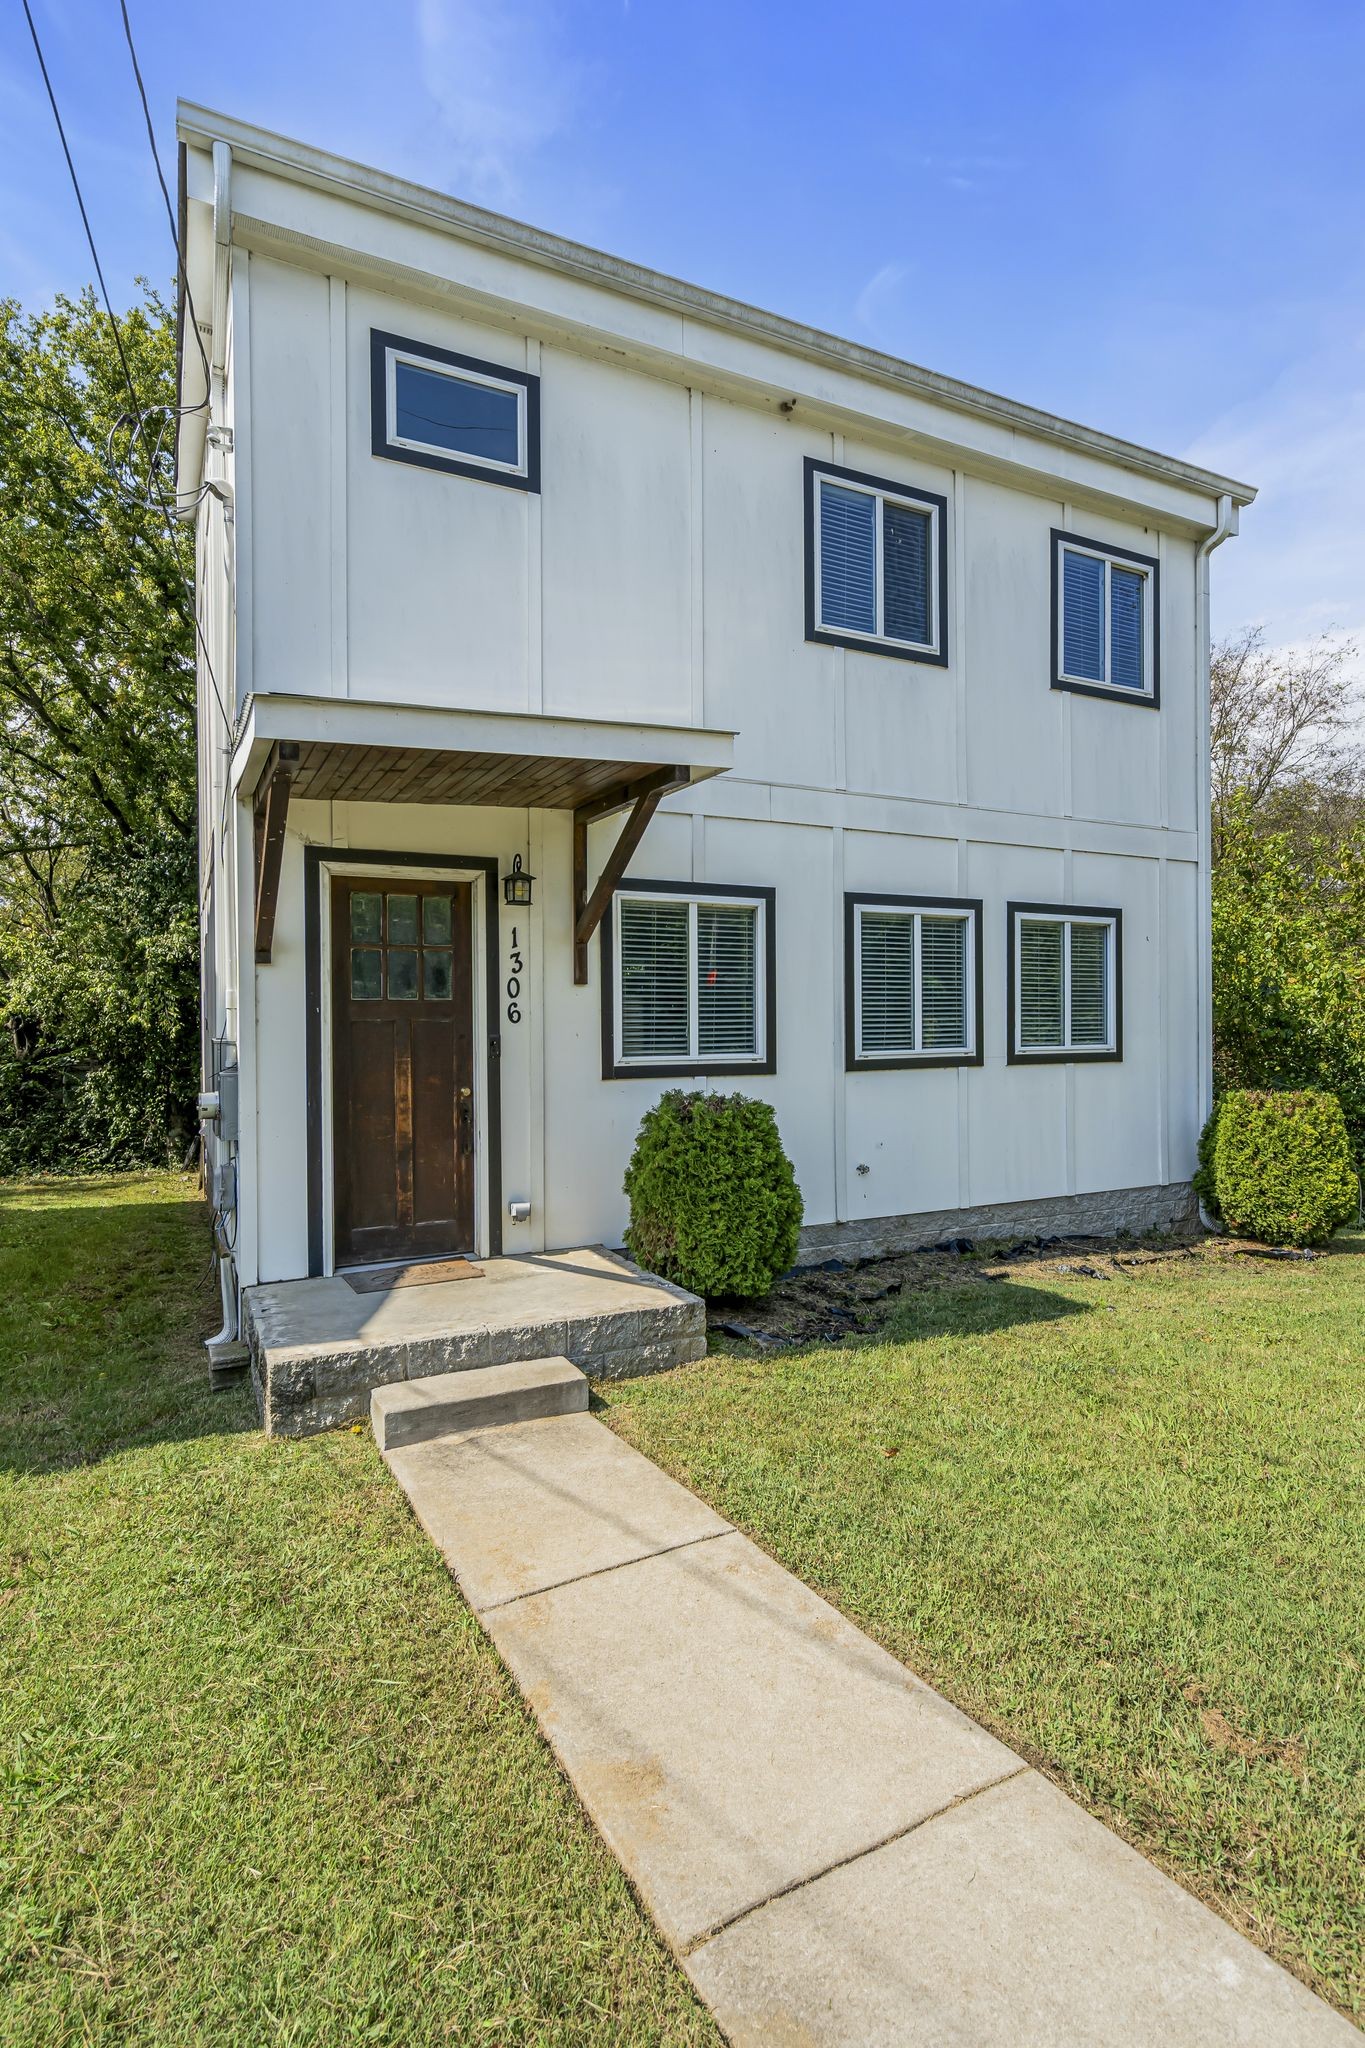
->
<box><xmin>331</xmin><ymin>877</ymin><xmax>475</xmax><ymax>1265</ymax></box>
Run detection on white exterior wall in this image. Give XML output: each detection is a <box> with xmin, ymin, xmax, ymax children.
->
<box><xmin>180</xmin><ymin>122</ymin><xmax>1239</xmax><ymax>1286</ymax></box>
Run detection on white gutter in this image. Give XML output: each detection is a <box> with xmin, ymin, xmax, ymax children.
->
<box><xmin>1195</xmin><ymin>490</ymin><xmax>1237</xmax><ymax>1230</ymax></box>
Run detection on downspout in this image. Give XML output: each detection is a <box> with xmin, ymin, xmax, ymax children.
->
<box><xmin>1195</xmin><ymin>491</ymin><xmax>1237</xmax><ymax>1232</ymax></box>
<box><xmin>176</xmin><ymin>140</ymin><xmax>230</xmax><ymax>518</ymax></box>
<box><xmin>202</xmin><ymin>137</ymin><xmax>245</xmax><ymax>1364</ymax></box>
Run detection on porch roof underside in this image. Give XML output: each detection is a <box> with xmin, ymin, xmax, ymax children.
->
<box><xmin>230</xmin><ymin>693</ymin><xmax>735</xmax><ymax>811</ymax></box>
<box><xmin>286</xmin><ymin>740</ymin><xmax>696</xmax><ymax>810</ymax></box>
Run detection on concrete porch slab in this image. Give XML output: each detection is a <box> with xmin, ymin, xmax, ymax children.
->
<box><xmin>385</xmin><ymin>1410</ymin><xmax>732</xmax><ymax>1610</ymax></box>
<box><xmin>484</xmin><ymin>1522</ymin><xmax>1020</xmax><ymax>1952</ymax></box>
<box><xmin>242</xmin><ymin>1247</ymin><xmax>705</xmax><ymax>1437</ymax></box>
<box><xmin>684</xmin><ymin>1767</ymin><xmax>1354</xmax><ymax>2046</ymax></box>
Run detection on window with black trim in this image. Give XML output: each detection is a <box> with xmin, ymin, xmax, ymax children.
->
<box><xmin>805</xmin><ymin>458</ymin><xmax>948</xmax><ymax>664</ymax></box>
<box><xmin>370</xmin><ymin>329</ymin><xmax>540</xmax><ymax>490</ymax></box>
<box><xmin>845</xmin><ymin>894</ymin><xmax>982</xmax><ymax>1069</ymax></box>
<box><xmin>601</xmin><ymin>881</ymin><xmax>776</xmax><ymax>1079</ymax></box>
<box><xmin>1008</xmin><ymin>903</ymin><xmax>1122</xmax><ymax>1063</ymax></box>
<box><xmin>1051</xmin><ymin>531</ymin><xmax>1158</xmax><ymax>703</ymax></box>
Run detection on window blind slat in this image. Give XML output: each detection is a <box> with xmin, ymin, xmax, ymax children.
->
<box><xmin>883</xmin><ymin>502</ymin><xmax>931</xmax><ymax>645</ymax></box>
<box><xmin>1062</xmin><ymin>549</ymin><xmax>1106</xmax><ymax>682</ymax></box>
<box><xmin>819</xmin><ymin>482</ymin><xmax>876</xmax><ymax>634</ymax></box>
<box><xmin>1109</xmin><ymin>566</ymin><xmax>1145</xmax><ymax>691</ymax></box>
<box><xmin>697</xmin><ymin>904</ymin><xmax>758</xmax><ymax>1060</ymax></box>
<box><xmin>859</xmin><ymin>911</ymin><xmax>916</xmax><ymax>1055</ymax></box>
<box><xmin>1019</xmin><ymin>919</ymin><xmax>1065</xmax><ymax>1047</ymax></box>
<box><xmin>619</xmin><ymin>900</ymin><xmax>690</xmax><ymax>1059</ymax></box>
<box><xmin>1068</xmin><ymin>923</ymin><xmax>1110</xmax><ymax>1045</ymax></box>
<box><xmin>919</xmin><ymin>915</ymin><xmax>968</xmax><ymax>1049</ymax></box>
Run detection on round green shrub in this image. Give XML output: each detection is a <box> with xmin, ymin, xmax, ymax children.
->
<box><xmin>1212</xmin><ymin>1089</ymin><xmax>1359</xmax><ymax>1247</ymax></box>
<box><xmin>623</xmin><ymin>1089</ymin><xmax>803</xmax><ymax>1299</ymax></box>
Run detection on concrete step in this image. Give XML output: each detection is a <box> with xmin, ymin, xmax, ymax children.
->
<box><xmin>370</xmin><ymin>1355</ymin><xmax>588</xmax><ymax>1451</ymax></box>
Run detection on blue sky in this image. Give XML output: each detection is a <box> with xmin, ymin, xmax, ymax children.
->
<box><xmin>4</xmin><ymin>0</ymin><xmax>1364</xmax><ymax>659</ymax></box>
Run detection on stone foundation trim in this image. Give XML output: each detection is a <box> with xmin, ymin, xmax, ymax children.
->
<box><xmin>798</xmin><ymin>1182</ymin><xmax>1197</xmax><ymax>1265</ymax></box>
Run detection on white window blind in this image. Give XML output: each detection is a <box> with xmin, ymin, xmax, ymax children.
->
<box><xmin>816</xmin><ymin>473</ymin><xmax>937</xmax><ymax>651</ymax></box>
<box><xmin>1059</xmin><ymin>542</ymin><xmax>1151</xmax><ymax>695</ymax></box>
<box><xmin>619</xmin><ymin>899</ymin><xmax>690</xmax><ymax>1061</ymax></box>
<box><xmin>1015</xmin><ymin>914</ymin><xmax>1115</xmax><ymax>1054</ymax></box>
<box><xmin>697</xmin><ymin>903</ymin><xmax>757</xmax><ymax>1060</ymax></box>
<box><xmin>616</xmin><ymin>894</ymin><xmax>764</xmax><ymax>1066</ymax></box>
<box><xmin>857</xmin><ymin>912</ymin><xmax>916</xmax><ymax>1055</ymax></box>
<box><xmin>854</xmin><ymin>905</ymin><xmax>973</xmax><ymax>1060</ymax></box>
<box><xmin>920</xmin><ymin>915</ymin><xmax>969</xmax><ymax>1050</ymax></box>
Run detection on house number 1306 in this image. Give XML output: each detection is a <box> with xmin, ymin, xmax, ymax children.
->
<box><xmin>507</xmin><ymin>928</ymin><xmax>524</xmax><ymax>1023</ymax></box>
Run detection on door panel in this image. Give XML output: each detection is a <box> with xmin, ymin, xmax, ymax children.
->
<box><xmin>332</xmin><ymin>877</ymin><xmax>475</xmax><ymax>1264</ymax></box>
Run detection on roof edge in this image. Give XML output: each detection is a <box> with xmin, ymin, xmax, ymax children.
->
<box><xmin>177</xmin><ymin>101</ymin><xmax>1256</xmax><ymax>513</ymax></box>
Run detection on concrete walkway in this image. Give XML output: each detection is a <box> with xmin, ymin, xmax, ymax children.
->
<box><xmin>382</xmin><ymin>1390</ymin><xmax>1355</xmax><ymax>2046</ymax></box>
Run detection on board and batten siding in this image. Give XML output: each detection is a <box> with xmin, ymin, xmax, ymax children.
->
<box><xmin>215</xmin><ymin>231</ymin><xmax>1204</xmax><ymax>1280</ymax></box>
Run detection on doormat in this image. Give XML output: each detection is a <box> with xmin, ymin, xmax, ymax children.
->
<box><xmin>343</xmin><ymin>1258</ymin><xmax>485</xmax><ymax>1294</ymax></box>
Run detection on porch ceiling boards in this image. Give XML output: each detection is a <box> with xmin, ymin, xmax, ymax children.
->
<box><xmin>285</xmin><ymin>738</ymin><xmax>688</xmax><ymax>813</ymax></box>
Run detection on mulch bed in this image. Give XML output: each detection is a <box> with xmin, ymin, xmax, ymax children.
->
<box><xmin>707</xmin><ymin>1229</ymin><xmax>1314</xmax><ymax>1349</ymax></box>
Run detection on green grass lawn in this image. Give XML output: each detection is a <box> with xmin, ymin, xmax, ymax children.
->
<box><xmin>0</xmin><ymin>1173</ymin><xmax>716</xmax><ymax>2048</ymax></box>
<box><xmin>605</xmin><ymin>1239</ymin><xmax>1365</xmax><ymax>2024</ymax></box>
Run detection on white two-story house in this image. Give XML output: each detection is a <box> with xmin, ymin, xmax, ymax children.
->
<box><xmin>178</xmin><ymin>105</ymin><xmax>1253</xmax><ymax>1327</ymax></box>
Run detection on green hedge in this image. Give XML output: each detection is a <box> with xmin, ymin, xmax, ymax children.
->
<box><xmin>1200</xmin><ymin>1089</ymin><xmax>1358</xmax><ymax>1247</ymax></box>
<box><xmin>623</xmin><ymin>1090</ymin><xmax>803</xmax><ymax>1299</ymax></box>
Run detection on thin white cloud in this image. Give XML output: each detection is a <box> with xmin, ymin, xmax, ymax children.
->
<box><xmin>1187</xmin><ymin>332</ymin><xmax>1365</xmax><ymax>669</ymax></box>
<box><xmin>414</xmin><ymin>0</ymin><xmax>583</xmax><ymax>205</ymax></box>
<box><xmin>854</xmin><ymin>261</ymin><xmax>913</xmax><ymax>346</ymax></box>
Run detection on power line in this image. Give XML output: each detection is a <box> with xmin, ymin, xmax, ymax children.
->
<box><xmin>19</xmin><ymin>0</ymin><xmax>231</xmax><ymax>735</ymax></box>
<box><xmin>117</xmin><ymin>0</ymin><xmax>211</xmax><ymax>402</ymax></box>
<box><xmin>21</xmin><ymin>0</ymin><xmax>157</xmax><ymax>476</ymax></box>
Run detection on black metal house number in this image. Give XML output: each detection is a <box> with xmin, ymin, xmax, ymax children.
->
<box><xmin>507</xmin><ymin>928</ymin><xmax>523</xmax><ymax>1023</ymax></box>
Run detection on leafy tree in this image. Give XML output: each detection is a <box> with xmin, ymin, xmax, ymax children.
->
<box><xmin>1212</xmin><ymin>795</ymin><xmax>1365</xmax><ymax>1163</ymax></box>
<box><xmin>1211</xmin><ymin>626</ymin><xmax>1362</xmax><ymax>860</ymax></box>
<box><xmin>0</xmin><ymin>286</ymin><xmax>198</xmax><ymax>1170</ymax></box>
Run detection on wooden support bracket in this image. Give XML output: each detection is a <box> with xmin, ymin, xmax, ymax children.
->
<box><xmin>253</xmin><ymin>742</ymin><xmax>298</xmax><ymax>965</ymax></box>
<box><xmin>572</xmin><ymin>765</ymin><xmax>689</xmax><ymax>985</ymax></box>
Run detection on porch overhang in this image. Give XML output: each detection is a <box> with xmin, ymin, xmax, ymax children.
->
<box><xmin>229</xmin><ymin>693</ymin><xmax>735</xmax><ymax>971</ymax></box>
<box><xmin>228</xmin><ymin>692</ymin><xmax>734</xmax><ymax>809</ymax></box>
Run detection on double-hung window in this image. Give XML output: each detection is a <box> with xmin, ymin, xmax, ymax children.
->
<box><xmin>846</xmin><ymin>895</ymin><xmax>982</xmax><ymax>1069</ymax></box>
<box><xmin>370</xmin><ymin>329</ymin><xmax>540</xmax><ymax>490</ymax></box>
<box><xmin>1008</xmin><ymin>904</ymin><xmax>1122</xmax><ymax>1062</ymax></box>
<box><xmin>604</xmin><ymin>883</ymin><xmax>776</xmax><ymax>1078</ymax></box>
<box><xmin>805</xmin><ymin>459</ymin><xmax>948</xmax><ymax>664</ymax></box>
<box><xmin>1051</xmin><ymin>531</ymin><xmax>1158</xmax><ymax>703</ymax></box>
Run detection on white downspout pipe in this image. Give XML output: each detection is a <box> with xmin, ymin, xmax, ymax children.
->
<box><xmin>205</xmin><ymin>138</ymin><xmax>244</xmax><ymax>1359</ymax></box>
<box><xmin>1195</xmin><ymin>491</ymin><xmax>1237</xmax><ymax>1231</ymax></box>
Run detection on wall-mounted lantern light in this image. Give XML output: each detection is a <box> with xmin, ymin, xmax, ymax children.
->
<box><xmin>503</xmin><ymin>854</ymin><xmax>535</xmax><ymax>907</ymax></box>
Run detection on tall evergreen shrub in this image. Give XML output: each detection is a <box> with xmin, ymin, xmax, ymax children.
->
<box><xmin>623</xmin><ymin>1090</ymin><xmax>803</xmax><ymax>1299</ymax></box>
<box><xmin>1203</xmin><ymin>1089</ymin><xmax>1358</xmax><ymax>1247</ymax></box>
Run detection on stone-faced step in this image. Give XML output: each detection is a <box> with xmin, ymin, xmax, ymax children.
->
<box><xmin>370</xmin><ymin>1355</ymin><xmax>587</xmax><ymax>1452</ymax></box>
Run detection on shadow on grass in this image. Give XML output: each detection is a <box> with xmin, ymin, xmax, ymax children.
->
<box><xmin>0</xmin><ymin>1187</ymin><xmax>257</xmax><ymax>1478</ymax></box>
<box><xmin>700</xmin><ymin>1274</ymin><xmax>1092</xmax><ymax>1362</ymax></box>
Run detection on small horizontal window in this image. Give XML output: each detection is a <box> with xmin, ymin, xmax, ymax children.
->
<box><xmin>805</xmin><ymin>460</ymin><xmax>948</xmax><ymax>665</ymax></box>
<box><xmin>1051</xmin><ymin>531</ymin><xmax>1158</xmax><ymax>703</ymax></box>
<box><xmin>1008</xmin><ymin>904</ymin><xmax>1122</xmax><ymax>1062</ymax></box>
<box><xmin>603</xmin><ymin>884</ymin><xmax>776</xmax><ymax>1078</ymax></box>
<box><xmin>846</xmin><ymin>895</ymin><xmax>982</xmax><ymax>1069</ymax></box>
<box><xmin>370</xmin><ymin>330</ymin><xmax>540</xmax><ymax>491</ymax></box>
